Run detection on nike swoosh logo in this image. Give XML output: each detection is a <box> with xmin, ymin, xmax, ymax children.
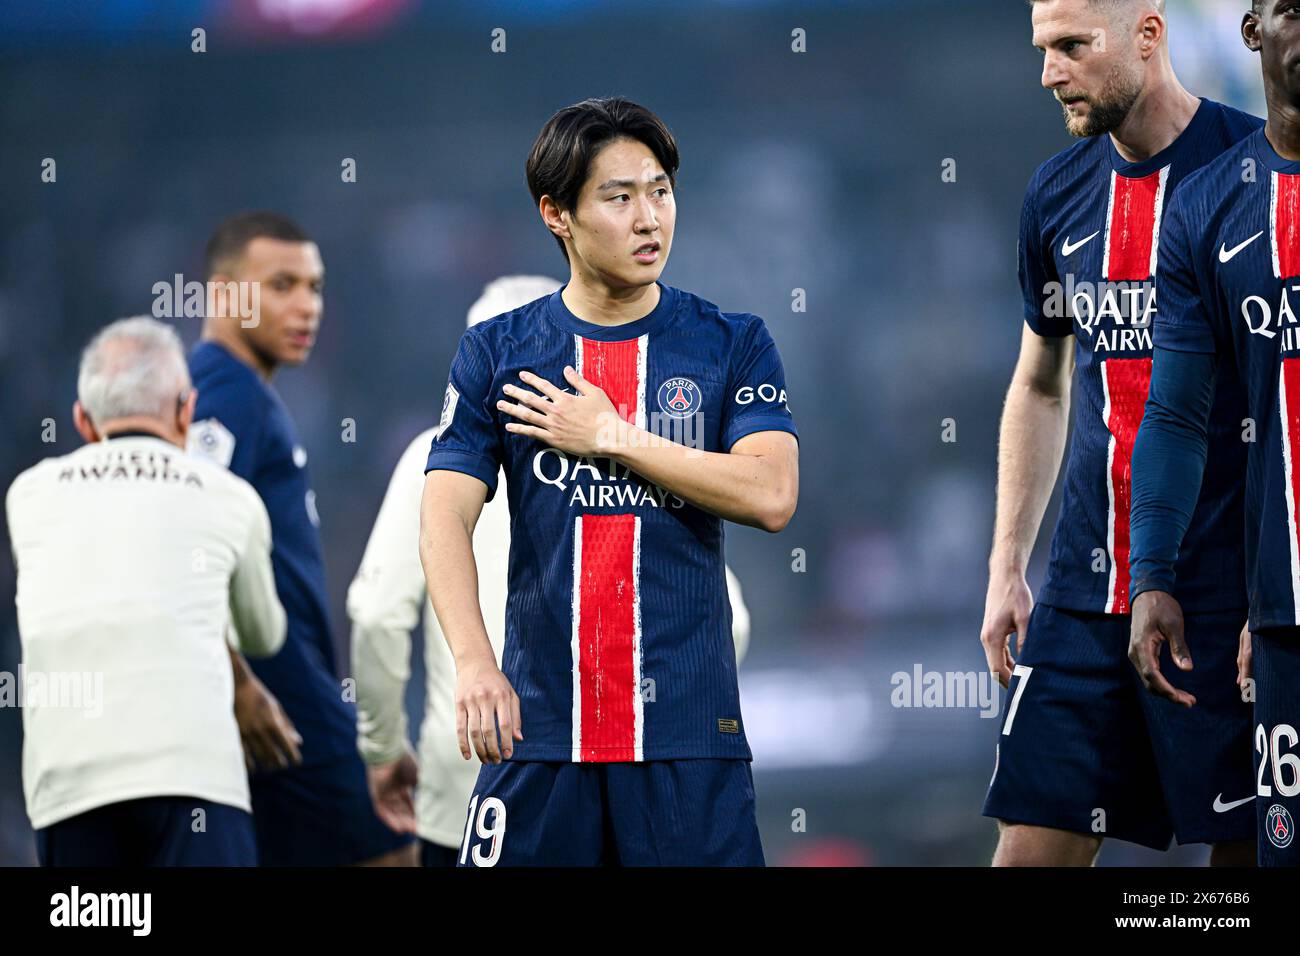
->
<box><xmin>1219</xmin><ymin>231</ymin><xmax>1263</xmax><ymax>264</ymax></box>
<box><xmin>1213</xmin><ymin>794</ymin><xmax>1256</xmax><ymax>813</ymax></box>
<box><xmin>1061</xmin><ymin>231</ymin><xmax>1100</xmax><ymax>257</ymax></box>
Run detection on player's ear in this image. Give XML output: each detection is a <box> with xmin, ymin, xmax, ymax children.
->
<box><xmin>539</xmin><ymin>195</ymin><xmax>571</xmax><ymax>241</ymax></box>
<box><xmin>1243</xmin><ymin>11</ymin><xmax>1262</xmax><ymax>53</ymax></box>
<box><xmin>1138</xmin><ymin>10</ymin><xmax>1163</xmax><ymax>57</ymax></box>
<box><xmin>73</xmin><ymin>400</ymin><xmax>99</xmax><ymax>444</ymax></box>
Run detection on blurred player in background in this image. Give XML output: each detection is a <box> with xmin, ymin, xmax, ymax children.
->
<box><xmin>349</xmin><ymin>274</ymin><xmax>756</xmax><ymax>866</ymax></box>
<box><xmin>1128</xmin><ymin>0</ymin><xmax>1300</xmax><ymax>868</ymax></box>
<box><xmin>7</xmin><ymin>317</ymin><xmax>285</xmax><ymax>866</ymax></box>
<box><xmin>349</xmin><ymin>274</ymin><xmax>560</xmax><ymax>866</ymax></box>
<box><xmin>422</xmin><ymin>97</ymin><xmax>798</xmax><ymax>866</ymax></box>
<box><xmin>980</xmin><ymin>0</ymin><xmax>1256</xmax><ymax>865</ymax></box>
<box><xmin>188</xmin><ymin>212</ymin><xmax>415</xmax><ymax>866</ymax></box>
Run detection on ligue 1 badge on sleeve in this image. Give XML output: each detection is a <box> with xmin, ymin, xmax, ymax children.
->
<box><xmin>188</xmin><ymin>418</ymin><xmax>236</xmax><ymax>467</ymax></box>
<box><xmin>656</xmin><ymin>377</ymin><xmax>700</xmax><ymax>419</ymax></box>
<box><xmin>1266</xmin><ymin>803</ymin><xmax>1294</xmax><ymax>850</ymax></box>
<box><xmin>435</xmin><ymin>383</ymin><xmax>460</xmax><ymax>441</ymax></box>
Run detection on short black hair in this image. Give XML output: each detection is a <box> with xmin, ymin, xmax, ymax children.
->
<box><xmin>525</xmin><ymin>97</ymin><xmax>680</xmax><ymax>262</ymax></box>
<box><xmin>204</xmin><ymin>211</ymin><xmax>312</xmax><ymax>278</ymax></box>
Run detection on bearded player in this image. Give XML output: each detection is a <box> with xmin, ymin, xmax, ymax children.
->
<box><xmin>980</xmin><ymin>0</ymin><xmax>1257</xmax><ymax>865</ymax></box>
<box><xmin>420</xmin><ymin>97</ymin><xmax>798</xmax><ymax>866</ymax></box>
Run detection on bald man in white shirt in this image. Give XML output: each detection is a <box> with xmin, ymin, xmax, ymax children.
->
<box><xmin>348</xmin><ymin>277</ymin><xmax>753</xmax><ymax>865</ymax></box>
<box><xmin>6</xmin><ymin>316</ymin><xmax>286</xmax><ymax>866</ymax></box>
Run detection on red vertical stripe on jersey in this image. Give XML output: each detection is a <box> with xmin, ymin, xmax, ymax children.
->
<box><xmin>581</xmin><ymin>338</ymin><xmax>641</xmax><ymax>425</ymax></box>
<box><xmin>1102</xmin><ymin>357</ymin><xmax>1153</xmax><ymax>614</ymax></box>
<box><xmin>1276</xmin><ymin>173</ymin><xmax>1300</xmax><ymax>279</ymax></box>
<box><xmin>572</xmin><ymin>336</ymin><xmax>643</xmax><ymax>761</ymax></box>
<box><xmin>576</xmin><ymin>514</ymin><xmax>638</xmax><ymax>761</ymax></box>
<box><xmin>1105</xmin><ymin>171</ymin><xmax>1161</xmax><ymax>281</ymax></box>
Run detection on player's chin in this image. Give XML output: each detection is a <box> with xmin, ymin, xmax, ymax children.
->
<box><xmin>1064</xmin><ymin>113</ymin><xmax>1093</xmax><ymax>138</ymax></box>
<box><xmin>626</xmin><ymin>254</ymin><xmax>668</xmax><ymax>284</ymax></box>
<box><xmin>279</xmin><ymin>345</ymin><xmax>313</xmax><ymax>366</ymax></box>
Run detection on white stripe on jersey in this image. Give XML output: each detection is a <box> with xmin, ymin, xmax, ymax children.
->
<box><xmin>1101</xmin><ymin>362</ymin><xmax>1119</xmax><ymax>614</ymax></box>
<box><xmin>1147</xmin><ymin>166</ymin><xmax>1171</xmax><ymax>277</ymax></box>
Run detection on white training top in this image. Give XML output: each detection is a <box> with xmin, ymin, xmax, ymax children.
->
<box><xmin>6</xmin><ymin>435</ymin><xmax>286</xmax><ymax>830</ymax></box>
<box><xmin>347</xmin><ymin>427</ymin><xmax>751</xmax><ymax>848</ymax></box>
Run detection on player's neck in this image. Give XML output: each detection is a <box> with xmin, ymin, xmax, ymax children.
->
<box><xmin>200</xmin><ymin>324</ymin><xmax>277</xmax><ymax>382</ymax></box>
<box><xmin>95</xmin><ymin>418</ymin><xmax>183</xmax><ymax>449</ymax></box>
<box><xmin>561</xmin><ymin>275</ymin><xmax>660</xmax><ymax>328</ymax></box>
<box><xmin>1107</xmin><ymin>78</ymin><xmax>1199</xmax><ymax>164</ymax></box>
<box><xmin>1263</xmin><ymin>98</ymin><xmax>1300</xmax><ymax>162</ymax></box>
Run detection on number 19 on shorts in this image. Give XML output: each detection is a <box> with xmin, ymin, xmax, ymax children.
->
<box><xmin>460</xmin><ymin>794</ymin><xmax>507</xmax><ymax>867</ymax></box>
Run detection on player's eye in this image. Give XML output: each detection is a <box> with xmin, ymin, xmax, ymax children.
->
<box><xmin>611</xmin><ymin>194</ymin><xmax>630</xmax><ymax>203</ymax></box>
<box><xmin>1062</xmin><ymin>40</ymin><xmax>1081</xmax><ymax>53</ymax></box>
<box><xmin>653</xmin><ymin>187</ymin><xmax>670</xmax><ymax>198</ymax></box>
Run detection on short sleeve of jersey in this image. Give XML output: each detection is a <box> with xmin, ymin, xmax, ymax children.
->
<box><xmin>1019</xmin><ymin>178</ymin><xmax>1070</xmax><ymax>337</ymax></box>
<box><xmin>1153</xmin><ymin>189</ymin><xmax>1218</xmax><ymax>355</ymax></box>
<box><xmin>425</xmin><ymin>326</ymin><xmax>503</xmax><ymax>500</ymax></box>
<box><xmin>190</xmin><ymin>378</ymin><xmax>269</xmax><ymax>484</ymax></box>
<box><xmin>722</xmin><ymin>316</ymin><xmax>798</xmax><ymax>451</ymax></box>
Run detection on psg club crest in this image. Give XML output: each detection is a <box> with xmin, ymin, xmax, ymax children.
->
<box><xmin>1267</xmin><ymin>804</ymin><xmax>1294</xmax><ymax>850</ymax></box>
<box><xmin>656</xmin><ymin>377</ymin><xmax>700</xmax><ymax>419</ymax></box>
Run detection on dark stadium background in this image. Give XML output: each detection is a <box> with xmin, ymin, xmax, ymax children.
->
<box><xmin>0</xmin><ymin>0</ymin><xmax>1262</xmax><ymax>866</ymax></box>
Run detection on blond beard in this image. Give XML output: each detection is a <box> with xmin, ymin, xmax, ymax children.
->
<box><xmin>1060</xmin><ymin>60</ymin><xmax>1144</xmax><ymax>138</ymax></box>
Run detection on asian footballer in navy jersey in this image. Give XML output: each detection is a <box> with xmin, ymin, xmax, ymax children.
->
<box><xmin>421</xmin><ymin>98</ymin><xmax>799</xmax><ymax>866</ymax></box>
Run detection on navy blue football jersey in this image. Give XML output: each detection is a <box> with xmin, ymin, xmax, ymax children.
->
<box><xmin>1020</xmin><ymin>98</ymin><xmax>1257</xmax><ymax>614</ymax></box>
<box><xmin>426</xmin><ymin>282</ymin><xmax>797</xmax><ymax>761</ymax></box>
<box><xmin>1157</xmin><ymin>126</ymin><xmax>1300</xmax><ymax>630</ymax></box>
<box><xmin>188</xmin><ymin>340</ymin><xmax>357</xmax><ymax>766</ymax></box>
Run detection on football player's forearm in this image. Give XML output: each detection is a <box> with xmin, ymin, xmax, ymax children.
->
<box><xmin>1129</xmin><ymin>347</ymin><xmax>1216</xmax><ymax>602</ymax></box>
<box><xmin>350</xmin><ymin>621</ymin><xmax>412</xmax><ymax>764</ymax></box>
<box><xmin>419</xmin><ymin>504</ymin><xmax>496</xmax><ymax>669</ymax></box>
<box><xmin>607</xmin><ymin>425</ymin><xmax>796</xmax><ymax>532</ymax></box>
<box><xmin>990</xmin><ymin>379</ymin><xmax>1069</xmax><ymax>574</ymax></box>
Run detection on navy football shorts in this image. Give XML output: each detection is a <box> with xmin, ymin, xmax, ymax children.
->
<box><xmin>983</xmin><ymin>603</ymin><xmax>1254</xmax><ymax>850</ymax></box>
<box><xmin>36</xmin><ymin>796</ymin><xmax>257</xmax><ymax>866</ymax></box>
<box><xmin>455</xmin><ymin>759</ymin><xmax>764</xmax><ymax>867</ymax></box>
<box><xmin>419</xmin><ymin>838</ymin><xmax>459</xmax><ymax>868</ymax></box>
<box><xmin>1251</xmin><ymin>627</ymin><xmax>1300</xmax><ymax>867</ymax></box>
<box><xmin>248</xmin><ymin>754</ymin><xmax>413</xmax><ymax>866</ymax></box>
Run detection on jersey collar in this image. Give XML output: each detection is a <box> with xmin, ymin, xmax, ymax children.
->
<box><xmin>102</xmin><ymin>430</ymin><xmax>172</xmax><ymax>442</ymax></box>
<box><xmin>544</xmin><ymin>281</ymin><xmax>678</xmax><ymax>341</ymax></box>
<box><xmin>1252</xmin><ymin>126</ymin><xmax>1300</xmax><ymax>175</ymax></box>
<box><xmin>1107</xmin><ymin>96</ymin><xmax>1211</xmax><ymax>178</ymax></box>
